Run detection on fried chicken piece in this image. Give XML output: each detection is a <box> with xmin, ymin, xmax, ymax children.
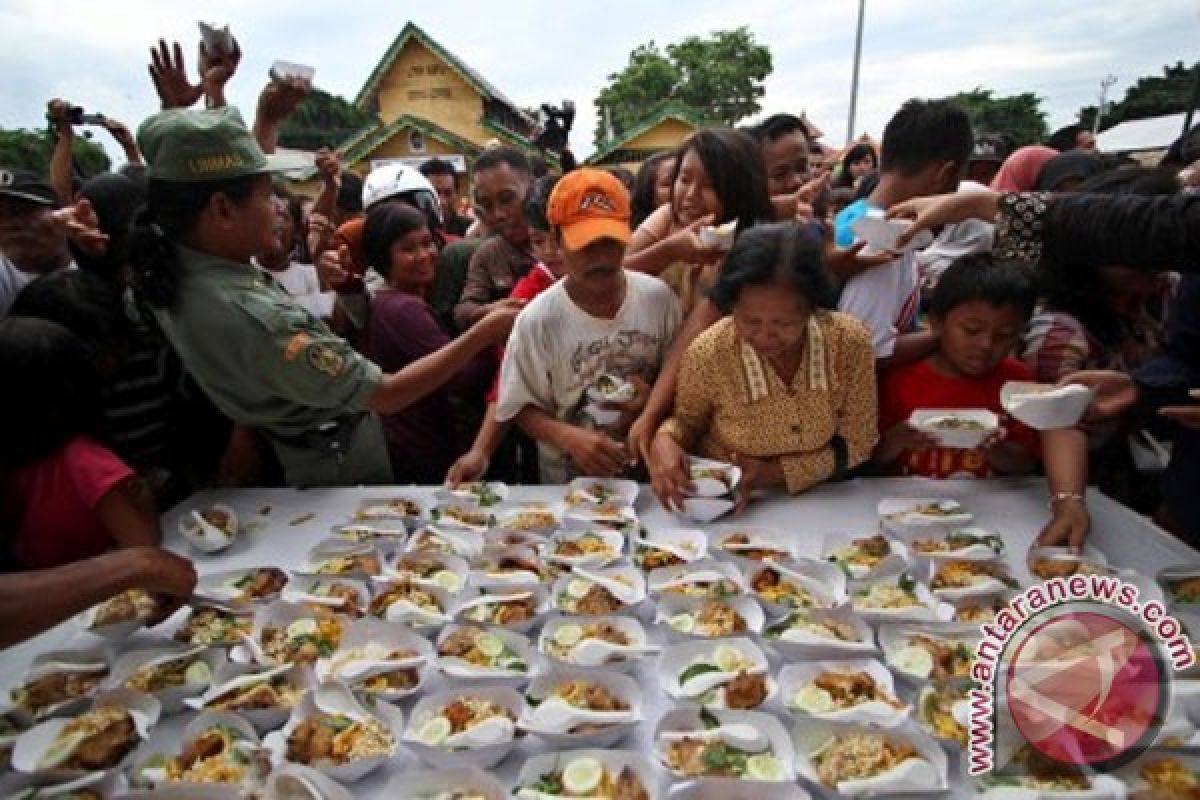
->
<box><xmin>213</xmin><ymin>683</ymin><xmax>280</xmax><ymax>711</ymax></box>
<box><xmin>243</xmin><ymin>568</ymin><xmax>287</xmax><ymax>599</ymax></box>
<box><xmin>438</xmin><ymin>627</ymin><xmax>479</xmax><ymax>658</ymax></box>
<box><xmin>493</xmin><ymin>596</ymin><xmax>536</xmax><ymax>626</ymax></box>
<box><xmin>855</xmin><ymin>534</ymin><xmax>890</xmax><ymax>559</ymax></box>
<box><xmin>725</xmin><ymin>670</ymin><xmax>768</xmax><ymax>709</ymax></box>
<box><xmin>667</xmin><ymin>738</ymin><xmax>712</xmax><ymax>776</ymax></box>
<box><xmin>178</xmin><ymin>729</ymin><xmax>227</xmax><ymax>770</ymax></box>
<box><xmin>287</xmin><ymin>718</ymin><xmax>335</xmax><ymax>764</ymax></box>
<box><xmin>614</xmin><ymin>766</ymin><xmax>650</xmax><ymax>800</ymax></box>
<box><xmin>69</xmin><ymin>715</ymin><xmax>136</xmax><ymax>770</ymax></box>
<box><xmin>443</xmin><ymin>700</ymin><xmax>473</xmax><ymax>733</ymax></box>
<box><xmin>751</xmin><ymin>569</ymin><xmax>780</xmax><ymax>592</ymax></box>
<box><xmin>576</xmin><ymin>585</ymin><xmax>622</xmax><ymax>615</ymax></box>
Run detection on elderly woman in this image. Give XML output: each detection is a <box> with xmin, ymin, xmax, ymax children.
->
<box><xmin>649</xmin><ymin>222</ymin><xmax>878</xmax><ymax>510</ymax></box>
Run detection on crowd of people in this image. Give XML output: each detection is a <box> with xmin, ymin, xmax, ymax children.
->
<box><xmin>1</xmin><ymin>32</ymin><xmax>1199</xmax><ymax>644</ymax></box>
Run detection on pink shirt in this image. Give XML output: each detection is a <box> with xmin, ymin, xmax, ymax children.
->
<box><xmin>6</xmin><ymin>436</ymin><xmax>133</xmax><ymax>569</ymax></box>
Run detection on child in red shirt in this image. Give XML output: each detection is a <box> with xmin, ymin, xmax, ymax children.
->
<box><xmin>1</xmin><ymin>317</ymin><xmax>160</xmax><ymax>570</ymax></box>
<box><xmin>875</xmin><ymin>255</ymin><xmax>1040</xmax><ymax>479</ymax></box>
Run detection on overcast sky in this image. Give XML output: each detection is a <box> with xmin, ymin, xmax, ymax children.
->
<box><xmin>1</xmin><ymin>0</ymin><xmax>1198</xmax><ymax>164</ymax></box>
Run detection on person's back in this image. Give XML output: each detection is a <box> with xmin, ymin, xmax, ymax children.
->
<box><xmin>836</xmin><ymin>99</ymin><xmax>973</xmax><ymax>368</ymax></box>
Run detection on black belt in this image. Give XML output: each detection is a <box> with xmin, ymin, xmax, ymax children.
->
<box><xmin>274</xmin><ymin>413</ymin><xmax>368</xmax><ymax>460</ymax></box>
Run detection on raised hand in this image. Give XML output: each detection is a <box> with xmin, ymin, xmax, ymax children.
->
<box><xmin>257</xmin><ymin>73</ymin><xmax>312</xmax><ymax>126</ymax></box>
<box><xmin>199</xmin><ymin>37</ymin><xmax>242</xmax><ymax>108</ymax></box>
<box><xmin>148</xmin><ymin>39</ymin><xmax>203</xmax><ymax>110</ymax></box>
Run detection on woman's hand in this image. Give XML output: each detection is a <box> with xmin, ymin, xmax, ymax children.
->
<box><xmin>446</xmin><ymin>449</ymin><xmax>489</xmax><ymax>486</ymax></box>
<box><xmin>665</xmin><ymin>214</ymin><xmax>723</xmax><ymax>264</ymax></box>
<box><xmin>648</xmin><ymin>432</ymin><xmax>692</xmax><ymax>512</ymax></box>
<box><xmin>731</xmin><ymin>452</ymin><xmax>783</xmax><ymax>513</ymax></box>
<box><xmin>885</xmin><ymin>191</ymin><xmax>1002</xmax><ymax>248</ymax></box>
<box><xmin>1035</xmin><ymin>496</ymin><xmax>1090</xmax><ymax>555</ymax></box>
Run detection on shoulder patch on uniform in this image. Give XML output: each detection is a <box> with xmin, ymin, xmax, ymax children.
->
<box><xmin>307</xmin><ymin>343</ymin><xmax>345</xmax><ymax>376</ymax></box>
<box><xmin>285</xmin><ymin>332</ymin><xmax>312</xmax><ymax>361</ymax></box>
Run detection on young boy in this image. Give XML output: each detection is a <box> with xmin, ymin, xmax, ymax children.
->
<box><xmin>875</xmin><ymin>254</ymin><xmax>1039</xmax><ymax>478</ymax></box>
<box><xmin>496</xmin><ymin>168</ymin><xmax>681</xmax><ymax>482</ymax></box>
<box><xmin>836</xmin><ymin>99</ymin><xmax>973</xmax><ymax>368</ymax></box>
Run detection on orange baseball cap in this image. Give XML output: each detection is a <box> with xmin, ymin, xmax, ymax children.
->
<box><xmin>547</xmin><ymin>168</ymin><xmax>632</xmax><ymax>251</ymax></box>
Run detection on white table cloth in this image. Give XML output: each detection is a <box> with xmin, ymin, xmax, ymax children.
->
<box><xmin>2</xmin><ymin>476</ymin><xmax>1196</xmax><ymax>798</ymax></box>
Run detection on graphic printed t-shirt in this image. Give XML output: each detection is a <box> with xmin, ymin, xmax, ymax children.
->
<box><xmin>496</xmin><ymin>270</ymin><xmax>681</xmax><ymax>482</ymax></box>
<box><xmin>878</xmin><ymin>356</ymin><xmax>1040</xmax><ymax>479</ymax></box>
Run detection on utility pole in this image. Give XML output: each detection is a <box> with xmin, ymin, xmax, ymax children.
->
<box><xmin>1092</xmin><ymin>74</ymin><xmax>1117</xmax><ymax>135</ymax></box>
<box><xmin>846</xmin><ymin>0</ymin><xmax>866</xmax><ymax>144</ymax></box>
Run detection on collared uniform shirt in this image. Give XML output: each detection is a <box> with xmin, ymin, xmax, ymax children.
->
<box><xmin>150</xmin><ymin>245</ymin><xmax>389</xmax><ymax>487</ymax></box>
<box><xmin>659</xmin><ymin>312</ymin><xmax>878</xmax><ymax>494</ymax></box>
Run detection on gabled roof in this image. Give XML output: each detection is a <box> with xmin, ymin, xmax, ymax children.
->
<box><xmin>586</xmin><ymin>102</ymin><xmax>709</xmax><ymax>165</ymax></box>
<box><xmin>354</xmin><ymin>21</ymin><xmax>535</xmax><ymax>131</ymax></box>
<box><xmin>340</xmin><ymin>114</ymin><xmax>484</xmax><ymax>165</ymax></box>
<box><xmin>288</xmin><ymin>115</ymin><xmax>483</xmax><ymax>181</ymax></box>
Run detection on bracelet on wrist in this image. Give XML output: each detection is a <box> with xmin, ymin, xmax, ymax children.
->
<box><xmin>1048</xmin><ymin>491</ymin><xmax>1086</xmax><ymax>508</ymax></box>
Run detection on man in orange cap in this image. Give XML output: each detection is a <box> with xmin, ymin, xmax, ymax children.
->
<box><xmin>495</xmin><ymin>168</ymin><xmax>681</xmax><ymax>482</ymax></box>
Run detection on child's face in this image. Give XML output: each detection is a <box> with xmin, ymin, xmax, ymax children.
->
<box><xmin>933</xmin><ymin>300</ymin><xmax>1027</xmax><ymax>378</ymax></box>
<box><xmin>672</xmin><ymin>149</ymin><xmax>723</xmax><ymax>226</ymax></box>
<box><xmin>529</xmin><ymin>227</ymin><xmax>564</xmax><ymax>276</ymax></box>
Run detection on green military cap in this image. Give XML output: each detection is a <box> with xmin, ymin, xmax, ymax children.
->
<box><xmin>137</xmin><ymin>106</ymin><xmax>306</xmax><ymax>182</ymax></box>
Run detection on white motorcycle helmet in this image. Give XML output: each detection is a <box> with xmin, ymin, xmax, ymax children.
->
<box><xmin>361</xmin><ymin>163</ymin><xmax>444</xmax><ymax>229</ymax></box>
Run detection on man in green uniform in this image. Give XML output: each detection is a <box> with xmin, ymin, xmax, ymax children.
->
<box><xmin>136</xmin><ymin>108</ymin><xmax>515</xmax><ymax>487</ymax></box>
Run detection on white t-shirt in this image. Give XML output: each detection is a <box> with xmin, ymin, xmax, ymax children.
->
<box><xmin>496</xmin><ymin>270</ymin><xmax>681</xmax><ymax>483</ymax></box>
<box><xmin>266</xmin><ymin>261</ymin><xmax>335</xmax><ymax>319</ymax></box>
<box><xmin>837</xmin><ymin>249</ymin><xmax>920</xmax><ymax>359</ymax></box>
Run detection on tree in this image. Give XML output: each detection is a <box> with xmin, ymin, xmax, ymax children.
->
<box><xmin>1078</xmin><ymin>61</ymin><xmax>1200</xmax><ymax>131</ymax></box>
<box><xmin>593</xmin><ymin>28</ymin><xmax>772</xmax><ymax>147</ymax></box>
<box><xmin>278</xmin><ymin>88</ymin><xmax>378</xmax><ymax>151</ymax></box>
<box><xmin>945</xmin><ymin>88</ymin><xmax>1047</xmax><ymax>146</ymax></box>
<box><xmin>0</xmin><ymin>128</ymin><xmax>110</xmax><ymax>178</ymax></box>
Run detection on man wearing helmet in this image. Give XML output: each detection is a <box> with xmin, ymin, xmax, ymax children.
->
<box><xmin>452</xmin><ymin>146</ymin><xmax>537</xmax><ymax>331</ymax></box>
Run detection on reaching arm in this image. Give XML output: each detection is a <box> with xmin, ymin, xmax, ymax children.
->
<box><xmin>96</xmin><ymin>476</ymin><xmax>162</xmax><ymax>548</ymax></box>
<box><xmin>876</xmin><ymin>328</ymin><xmax>938</xmax><ymax>371</ymax></box>
<box><xmin>0</xmin><ymin>547</ymin><xmax>196</xmax><ymax>648</ymax></box>
<box><xmin>446</xmin><ymin>403</ymin><xmax>512</xmax><ymax>485</ymax></box>
<box><xmin>46</xmin><ymin>100</ymin><xmax>75</xmax><ymax>204</ymax></box>
<box><xmin>101</xmin><ymin>116</ymin><xmax>143</xmax><ymax>165</ymax></box>
<box><xmin>1035</xmin><ymin>426</ymin><xmax>1091</xmax><ymax>553</ymax></box>
<box><xmin>628</xmin><ymin>297</ymin><xmax>723</xmax><ymax>462</ymax></box>
<box><xmin>367</xmin><ymin>308</ymin><xmax>515</xmax><ymax>415</ymax></box>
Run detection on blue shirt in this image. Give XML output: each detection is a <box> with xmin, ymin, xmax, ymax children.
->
<box><xmin>834</xmin><ymin>198</ymin><xmax>875</xmax><ymax>248</ymax></box>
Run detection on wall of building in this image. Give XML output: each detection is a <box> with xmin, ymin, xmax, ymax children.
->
<box><xmin>623</xmin><ymin>118</ymin><xmax>697</xmax><ymax>152</ymax></box>
<box><xmin>373</xmin><ymin>39</ymin><xmax>490</xmax><ymax>145</ymax></box>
